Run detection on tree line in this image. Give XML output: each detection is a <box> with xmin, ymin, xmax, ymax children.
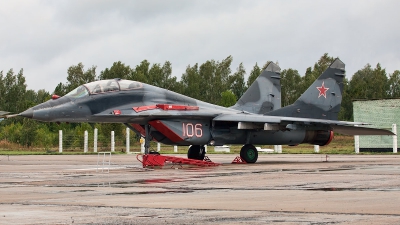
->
<box><xmin>0</xmin><ymin>53</ymin><xmax>399</xmax><ymax>149</ymax></box>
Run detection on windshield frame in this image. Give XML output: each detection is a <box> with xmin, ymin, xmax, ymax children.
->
<box><xmin>64</xmin><ymin>79</ymin><xmax>144</xmax><ymax>98</ymax></box>
<box><xmin>65</xmin><ymin>85</ymin><xmax>90</xmax><ymax>98</ymax></box>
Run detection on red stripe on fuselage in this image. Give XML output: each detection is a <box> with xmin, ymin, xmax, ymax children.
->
<box><xmin>133</xmin><ymin>105</ymin><xmax>158</xmax><ymax>112</ymax></box>
<box><xmin>133</xmin><ymin>104</ymin><xmax>199</xmax><ymax>112</ymax></box>
<box><xmin>149</xmin><ymin>120</ymin><xmax>183</xmax><ymax>143</ymax></box>
<box><xmin>156</xmin><ymin>104</ymin><xmax>199</xmax><ymax>110</ymax></box>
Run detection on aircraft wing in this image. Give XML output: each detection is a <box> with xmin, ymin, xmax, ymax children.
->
<box><xmin>213</xmin><ymin>113</ymin><xmax>367</xmax><ymax>125</ymax></box>
<box><xmin>213</xmin><ymin>113</ymin><xmax>394</xmax><ymax>135</ymax></box>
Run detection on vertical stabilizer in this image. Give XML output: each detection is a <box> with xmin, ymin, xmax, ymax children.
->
<box><xmin>231</xmin><ymin>62</ymin><xmax>281</xmax><ymax>114</ymax></box>
<box><xmin>267</xmin><ymin>58</ymin><xmax>345</xmax><ymax>120</ymax></box>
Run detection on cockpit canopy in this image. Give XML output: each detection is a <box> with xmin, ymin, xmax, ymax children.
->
<box><xmin>65</xmin><ymin>79</ymin><xmax>143</xmax><ymax>98</ymax></box>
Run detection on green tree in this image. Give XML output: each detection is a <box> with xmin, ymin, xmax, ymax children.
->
<box><xmin>229</xmin><ymin>63</ymin><xmax>246</xmax><ymax>100</ymax></box>
<box><xmin>349</xmin><ymin>63</ymin><xmax>388</xmax><ymax>99</ymax></box>
<box><xmin>281</xmin><ymin>68</ymin><xmax>302</xmax><ymax>106</ymax></box>
<box><xmin>346</xmin><ymin>63</ymin><xmax>389</xmax><ymax>121</ymax></box>
<box><xmin>148</xmin><ymin>61</ymin><xmax>178</xmax><ymax>90</ymax></box>
<box><xmin>34</xmin><ymin>124</ymin><xmax>57</xmax><ymax>149</ymax></box>
<box><xmin>65</xmin><ymin>63</ymin><xmax>97</xmax><ymax>93</ymax></box>
<box><xmin>220</xmin><ymin>90</ymin><xmax>237</xmax><ymax>107</ymax></box>
<box><xmin>36</xmin><ymin>89</ymin><xmax>51</xmax><ymax>103</ymax></box>
<box><xmin>130</xmin><ymin>60</ymin><xmax>150</xmax><ymax>83</ymax></box>
<box><xmin>338</xmin><ymin>78</ymin><xmax>352</xmax><ymax>121</ymax></box>
<box><xmin>97</xmin><ymin>123</ymin><xmax>125</xmax><ymax>147</ymax></box>
<box><xmin>301</xmin><ymin>53</ymin><xmax>335</xmax><ymax>93</ymax></box>
<box><xmin>24</xmin><ymin>90</ymin><xmax>38</xmax><ymax>108</ymax></box>
<box><xmin>247</xmin><ymin>63</ymin><xmax>261</xmax><ymax>88</ymax></box>
<box><xmin>0</xmin><ymin>69</ymin><xmax>27</xmax><ymax>113</ymax></box>
<box><xmin>0</xmin><ymin>71</ymin><xmax>4</xmax><ymax>110</ymax></box>
<box><xmin>24</xmin><ymin>89</ymin><xmax>50</xmax><ymax>108</ymax></box>
<box><xmin>19</xmin><ymin>118</ymin><xmax>39</xmax><ymax>147</ymax></box>
<box><xmin>198</xmin><ymin>60</ymin><xmax>216</xmax><ymax>102</ymax></box>
<box><xmin>99</xmin><ymin>61</ymin><xmax>132</xmax><ymax>80</ymax></box>
<box><xmin>180</xmin><ymin>64</ymin><xmax>201</xmax><ymax>100</ymax></box>
<box><xmin>53</xmin><ymin>82</ymin><xmax>67</xmax><ymax>96</ymax></box>
<box><xmin>197</xmin><ymin>56</ymin><xmax>233</xmax><ymax>104</ymax></box>
<box><xmin>1</xmin><ymin>122</ymin><xmax>23</xmax><ymax>144</ymax></box>
<box><xmin>388</xmin><ymin>70</ymin><xmax>400</xmax><ymax>98</ymax></box>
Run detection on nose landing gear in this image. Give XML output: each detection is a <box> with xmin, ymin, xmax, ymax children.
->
<box><xmin>187</xmin><ymin>145</ymin><xmax>206</xmax><ymax>160</ymax></box>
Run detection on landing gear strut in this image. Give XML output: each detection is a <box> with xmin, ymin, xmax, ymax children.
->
<box><xmin>240</xmin><ymin>144</ymin><xmax>258</xmax><ymax>163</ymax></box>
<box><xmin>144</xmin><ymin>124</ymin><xmax>151</xmax><ymax>154</ymax></box>
<box><xmin>187</xmin><ymin>145</ymin><xmax>206</xmax><ymax>160</ymax></box>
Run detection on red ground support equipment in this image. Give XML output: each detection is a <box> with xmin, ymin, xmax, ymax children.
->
<box><xmin>231</xmin><ymin>156</ymin><xmax>247</xmax><ymax>164</ymax></box>
<box><xmin>203</xmin><ymin>156</ymin><xmax>212</xmax><ymax>162</ymax></box>
<box><xmin>137</xmin><ymin>154</ymin><xmax>220</xmax><ymax>168</ymax></box>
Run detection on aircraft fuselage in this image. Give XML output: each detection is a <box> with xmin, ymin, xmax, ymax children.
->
<box><xmin>20</xmin><ymin>79</ymin><xmax>332</xmax><ymax>148</ymax></box>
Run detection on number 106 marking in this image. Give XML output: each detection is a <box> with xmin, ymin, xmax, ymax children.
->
<box><xmin>182</xmin><ymin>123</ymin><xmax>203</xmax><ymax>138</ymax></box>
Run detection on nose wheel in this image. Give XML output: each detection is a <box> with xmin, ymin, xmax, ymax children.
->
<box><xmin>240</xmin><ymin>144</ymin><xmax>258</xmax><ymax>163</ymax></box>
<box><xmin>187</xmin><ymin>145</ymin><xmax>206</xmax><ymax>160</ymax></box>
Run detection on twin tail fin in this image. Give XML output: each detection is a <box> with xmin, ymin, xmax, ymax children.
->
<box><xmin>230</xmin><ymin>62</ymin><xmax>281</xmax><ymax>114</ymax></box>
<box><xmin>266</xmin><ymin>58</ymin><xmax>345</xmax><ymax>120</ymax></box>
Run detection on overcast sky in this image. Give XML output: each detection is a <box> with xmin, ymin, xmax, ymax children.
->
<box><xmin>1</xmin><ymin>0</ymin><xmax>399</xmax><ymax>92</ymax></box>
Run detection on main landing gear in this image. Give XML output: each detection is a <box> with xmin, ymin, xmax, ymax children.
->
<box><xmin>187</xmin><ymin>145</ymin><xmax>206</xmax><ymax>161</ymax></box>
<box><xmin>187</xmin><ymin>144</ymin><xmax>259</xmax><ymax>163</ymax></box>
<box><xmin>240</xmin><ymin>144</ymin><xmax>258</xmax><ymax>163</ymax></box>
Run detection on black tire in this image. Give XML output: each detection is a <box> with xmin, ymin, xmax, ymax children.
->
<box><xmin>187</xmin><ymin>145</ymin><xmax>206</xmax><ymax>160</ymax></box>
<box><xmin>240</xmin><ymin>144</ymin><xmax>258</xmax><ymax>163</ymax></box>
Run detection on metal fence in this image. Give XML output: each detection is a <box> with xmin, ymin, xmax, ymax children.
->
<box><xmin>58</xmin><ymin>128</ymin><xmax>141</xmax><ymax>153</ymax></box>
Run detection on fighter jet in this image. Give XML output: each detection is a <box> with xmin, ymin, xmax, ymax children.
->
<box><xmin>14</xmin><ymin>58</ymin><xmax>393</xmax><ymax>163</ymax></box>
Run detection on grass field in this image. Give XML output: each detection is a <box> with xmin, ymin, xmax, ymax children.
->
<box><xmin>0</xmin><ymin>135</ymin><xmax>366</xmax><ymax>155</ymax></box>
<box><xmin>1</xmin><ymin>135</ymin><xmax>398</xmax><ymax>155</ymax></box>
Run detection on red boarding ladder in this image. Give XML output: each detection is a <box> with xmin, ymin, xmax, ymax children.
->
<box><xmin>137</xmin><ymin>154</ymin><xmax>221</xmax><ymax>168</ymax></box>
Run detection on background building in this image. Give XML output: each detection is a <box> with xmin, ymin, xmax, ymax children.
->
<box><xmin>353</xmin><ymin>99</ymin><xmax>399</xmax><ymax>152</ymax></box>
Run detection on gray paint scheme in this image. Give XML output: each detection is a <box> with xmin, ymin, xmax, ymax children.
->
<box><xmin>231</xmin><ymin>62</ymin><xmax>281</xmax><ymax>114</ymax></box>
<box><xmin>266</xmin><ymin>59</ymin><xmax>345</xmax><ymax>120</ymax></box>
<box><xmin>14</xmin><ymin>58</ymin><xmax>393</xmax><ymax>149</ymax></box>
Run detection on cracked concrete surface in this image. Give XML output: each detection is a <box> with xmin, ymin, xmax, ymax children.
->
<box><xmin>1</xmin><ymin>154</ymin><xmax>400</xmax><ymax>224</ymax></box>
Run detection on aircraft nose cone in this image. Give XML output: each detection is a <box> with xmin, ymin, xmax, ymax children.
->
<box><xmin>19</xmin><ymin>108</ymin><xmax>34</xmax><ymax>118</ymax></box>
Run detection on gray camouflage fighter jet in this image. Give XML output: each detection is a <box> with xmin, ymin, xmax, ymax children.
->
<box><xmin>11</xmin><ymin>58</ymin><xmax>393</xmax><ymax>163</ymax></box>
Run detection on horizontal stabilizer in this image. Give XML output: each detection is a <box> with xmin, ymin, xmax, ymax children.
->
<box><xmin>331</xmin><ymin>125</ymin><xmax>394</xmax><ymax>136</ymax></box>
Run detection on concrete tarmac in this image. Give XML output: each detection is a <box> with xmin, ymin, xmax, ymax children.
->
<box><xmin>0</xmin><ymin>154</ymin><xmax>400</xmax><ymax>224</ymax></box>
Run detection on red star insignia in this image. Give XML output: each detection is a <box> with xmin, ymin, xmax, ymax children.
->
<box><xmin>316</xmin><ymin>81</ymin><xmax>329</xmax><ymax>98</ymax></box>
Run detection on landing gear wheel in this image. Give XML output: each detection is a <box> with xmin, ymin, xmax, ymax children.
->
<box><xmin>240</xmin><ymin>144</ymin><xmax>258</xmax><ymax>163</ymax></box>
<box><xmin>187</xmin><ymin>145</ymin><xmax>206</xmax><ymax>160</ymax></box>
